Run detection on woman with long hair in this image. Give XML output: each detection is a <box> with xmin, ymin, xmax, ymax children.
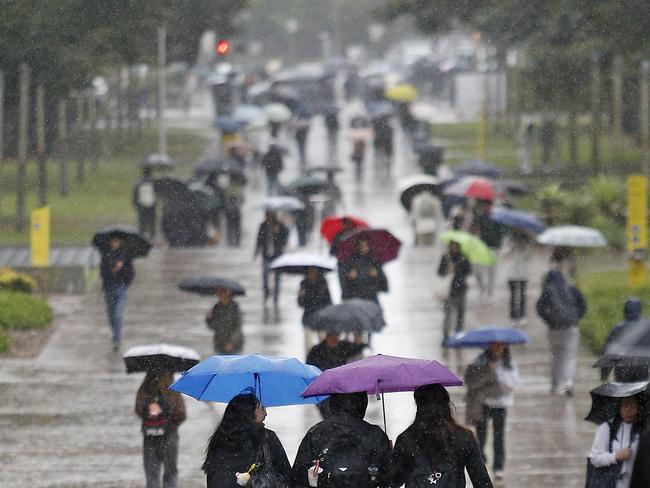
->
<box><xmin>202</xmin><ymin>393</ymin><xmax>291</xmax><ymax>488</ymax></box>
<box><xmin>386</xmin><ymin>384</ymin><xmax>493</xmax><ymax>488</ymax></box>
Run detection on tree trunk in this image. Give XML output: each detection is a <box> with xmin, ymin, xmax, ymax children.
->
<box><xmin>612</xmin><ymin>55</ymin><xmax>624</xmax><ymax>159</ymax></box>
<box><xmin>15</xmin><ymin>64</ymin><xmax>30</xmax><ymax>232</ymax></box>
<box><xmin>58</xmin><ymin>98</ymin><xmax>69</xmax><ymax>197</ymax></box>
<box><xmin>568</xmin><ymin>107</ymin><xmax>578</xmax><ymax>167</ymax></box>
<box><xmin>590</xmin><ymin>53</ymin><xmax>601</xmax><ymax>172</ymax></box>
<box><xmin>36</xmin><ymin>84</ymin><xmax>47</xmax><ymax>206</ymax></box>
<box><xmin>76</xmin><ymin>95</ymin><xmax>85</xmax><ymax>183</ymax></box>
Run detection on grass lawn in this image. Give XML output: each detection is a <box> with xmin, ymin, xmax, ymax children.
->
<box><xmin>0</xmin><ymin>127</ymin><xmax>212</xmax><ymax>245</ymax></box>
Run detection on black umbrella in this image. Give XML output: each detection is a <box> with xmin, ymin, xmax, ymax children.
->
<box><xmin>92</xmin><ymin>225</ymin><xmax>152</xmax><ymax>258</ymax></box>
<box><xmin>585</xmin><ymin>381</ymin><xmax>648</xmax><ymax>424</ymax></box>
<box><xmin>123</xmin><ymin>344</ymin><xmax>200</xmax><ymax>373</ymax></box>
<box><xmin>305</xmin><ymin>299</ymin><xmax>386</xmax><ymax>333</ymax></box>
<box><xmin>193</xmin><ymin>159</ymin><xmax>245</xmax><ymax>178</ymax></box>
<box><xmin>398</xmin><ymin>174</ymin><xmax>442</xmax><ymax>210</ymax></box>
<box><xmin>286</xmin><ymin>175</ymin><xmax>327</xmax><ymax>195</ymax></box>
<box><xmin>140</xmin><ymin>153</ymin><xmax>175</xmax><ymax>170</ymax></box>
<box><xmin>179</xmin><ymin>276</ymin><xmax>246</xmax><ymax>296</ymax></box>
<box><xmin>454</xmin><ymin>159</ymin><xmax>501</xmax><ymax>179</ymax></box>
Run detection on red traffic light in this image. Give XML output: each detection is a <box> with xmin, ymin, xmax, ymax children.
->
<box><xmin>215</xmin><ymin>39</ymin><xmax>231</xmax><ymax>56</ymax></box>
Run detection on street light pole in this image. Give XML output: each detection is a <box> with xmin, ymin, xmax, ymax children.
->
<box><xmin>157</xmin><ymin>26</ymin><xmax>167</xmax><ymax>157</ymax></box>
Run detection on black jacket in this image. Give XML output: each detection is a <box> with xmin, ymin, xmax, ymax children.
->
<box><xmin>306</xmin><ymin>340</ymin><xmax>364</xmax><ymax>372</ymax></box>
<box><xmin>342</xmin><ymin>254</ymin><xmax>388</xmax><ymax>302</ymax></box>
<box><xmin>631</xmin><ymin>428</ymin><xmax>650</xmax><ymax>488</ymax></box>
<box><xmin>536</xmin><ymin>270</ymin><xmax>586</xmax><ymax>329</ymax></box>
<box><xmin>438</xmin><ymin>253</ymin><xmax>472</xmax><ymax>297</ymax></box>
<box><xmin>386</xmin><ymin>427</ymin><xmax>493</xmax><ymax>488</ymax></box>
<box><xmin>298</xmin><ymin>276</ymin><xmax>332</xmax><ymax>324</ymax></box>
<box><xmin>471</xmin><ymin>213</ymin><xmax>504</xmax><ymax>248</ymax></box>
<box><xmin>205</xmin><ymin>428</ymin><xmax>291</xmax><ymax>488</ymax></box>
<box><xmin>100</xmin><ymin>248</ymin><xmax>134</xmax><ymax>289</ymax></box>
<box><xmin>293</xmin><ymin>413</ymin><xmax>391</xmax><ymax>488</ymax></box>
<box><xmin>255</xmin><ymin>220</ymin><xmax>289</xmax><ymax>260</ymax></box>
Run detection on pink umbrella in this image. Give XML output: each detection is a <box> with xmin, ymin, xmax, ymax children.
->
<box><xmin>335</xmin><ymin>228</ymin><xmax>402</xmax><ymax>264</ymax></box>
<box><xmin>445</xmin><ymin>176</ymin><xmax>495</xmax><ymax>201</ymax></box>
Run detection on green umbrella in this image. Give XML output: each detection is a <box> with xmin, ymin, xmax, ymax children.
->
<box><xmin>440</xmin><ymin>230</ymin><xmax>495</xmax><ymax>266</ymax></box>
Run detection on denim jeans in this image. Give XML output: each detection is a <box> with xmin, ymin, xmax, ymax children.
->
<box><xmin>442</xmin><ymin>294</ymin><xmax>466</xmax><ymax>342</ymax></box>
<box><xmin>508</xmin><ymin>280</ymin><xmax>527</xmax><ymax>319</ymax></box>
<box><xmin>104</xmin><ymin>284</ymin><xmax>128</xmax><ymax>344</ymax></box>
<box><xmin>143</xmin><ymin>431</ymin><xmax>179</xmax><ymax>488</ymax></box>
<box><xmin>262</xmin><ymin>258</ymin><xmax>281</xmax><ymax>304</ymax></box>
<box><xmin>476</xmin><ymin>406</ymin><xmax>507</xmax><ymax>471</ymax></box>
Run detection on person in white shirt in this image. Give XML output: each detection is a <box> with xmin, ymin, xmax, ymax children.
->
<box><xmin>589</xmin><ymin>393</ymin><xmax>647</xmax><ymax>488</ymax></box>
<box><xmin>501</xmin><ymin>228</ymin><xmax>535</xmax><ymax>325</ymax></box>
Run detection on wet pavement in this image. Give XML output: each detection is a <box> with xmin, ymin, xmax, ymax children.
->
<box><xmin>0</xmin><ymin>98</ymin><xmax>601</xmax><ymax>487</ymax></box>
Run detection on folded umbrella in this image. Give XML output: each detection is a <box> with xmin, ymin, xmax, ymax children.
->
<box><xmin>585</xmin><ymin>381</ymin><xmax>648</xmax><ymax>425</ymax></box>
<box><xmin>270</xmin><ymin>252</ymin><xmax>336</xmax><ymax>274</ymax></box>
<box><xmin>537</xmin><ymin>225</ymin><xmax>608</xmax><ymax>248</ymax></box>
<box><xmin>490</xmin><ymin>208</ymin><xmax>545</xmax><ymax>233</ymax></box>
<box><xmin>179</xmin><ymin>276</ymin><xmax>246</xmax><ymax>296</ymax></box>
<box><xmin>92</xmin><ymin>225</ymin><xmax>152</xmax><ymax>259</ymax></box>
<box><xmin>440</xmin><ymin>230</ymin><xmax>495</xmax><ymax>266</ymax></box>
<box><xmin>444</xmin><ymin>326</ymin><xmax>531</xmax><ymax>348</ymax></box>
<box><xmin>398</xmin><ymin>174</ymin><xmax>442</xmax><ymax>210</ymax></box>
<box><xmin>320</xmin><ymin>215</ymin><xmax>368</xmax><ymax>244</ymax></box>
<box><xmin>123</xmin><ymin>344</ymin><xmax>200</xmax><ymax>373</ymax></box>
<box><xmin>170</xmin><ymin>354</ymin><xmax>325</xmax><ymax>406</ymax></box>
<box><xmin>454</xmin><ymin>159</ymin><xmax>501</xmax><ymax>179</ymax></box>
<box><xmin>306</xmin><ymin>299</ymin><xmax>386</xmax><ymax>333</ymax></box>
<box><xmin>335</xmin><ymin>228</ymin><xmax>402</xmax><ymax>264</ymax></box>
<box><xmin>445</xmin><ymin>176</ymin><xmax>495</xmax><ymax>201</ymax></box>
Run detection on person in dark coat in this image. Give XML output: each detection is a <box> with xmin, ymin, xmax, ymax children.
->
<box><xmin>254</xmin><ymin>210</ymin><xmax>289</xmax><ymax>306</ymax></box>
<box><xmin>202</xmin><ymin>393</ymin><xmax>292</xmax><ymax>488</ymax></box>
<box><xmin>631</xmin><ymin>426</ymin><xmax>650</xmax><ymax>488</ymax></box>
<box><xmin>471</xmin><ymin>200</ymin><xmax>504</xmax><ymax>297</ymax></box>
<box><xmin>298</xmin><ymin>267</ymin><xmax>332</xmax><ymax>326</ymax></box>
<box><xmin>601</xmin><ymin>298</ymin><xmax>648</xmax><ymax>382</ymax></box>
<box><xmin>438</xmin><ymin>241</ymin><xmax>472</xmax><ymax>344</ymax></box>
<box><xmin>294</xmin><ymin>106</ymin><xmax>311</xmax><ymax>169</ymax></box>
<box><xmin>342</xmin><ymin>238</ymin><xmax>388</xmax><ymax>303</ymax></box>
<box><xmin>135</xmin><ymin>370</ymin><xmax>186</xmax><ymax>488</ymax></box>
<box><xmin>292</xmin><ymin>194</ymin><xmax>315</xmax><ymax>247</ymax></box>
<box><xmin>206</xmin><ymin>288</ymin><xmax>244</xmax><ymax>354</ymax></box>
<box><xmin>385</xmin><ymin>384</ymin><xmax>493</xmax><ymax>488</ymax></box>
<box><xmin>293</xmin><ymin>392</ymin><xmax>391</xmax><ymax>488</ymax></box>
<box><xmin>100</xmin><ymin>237</ymin><xmax>135</xmax><ymax>350</ymax></box>
<box><xmin>324</xmin><ymin>111</ymin><xmax>340</xmax><ymax>162</ymax></box>
<box><xmin>261</xmin><ymin>144</ymin><xmax>284</xmax><ymax>195</ymax></box>
<box><xmin>133</xmin><ymin>167</ymin><xmax>157</xmax><ymax>240</ymax></box>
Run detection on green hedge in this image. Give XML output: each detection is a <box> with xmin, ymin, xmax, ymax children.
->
<box><xmin>0</xmin><ymin>332</ymin><xmax>9</xmax><ymax>353</ymax></box>
<box><xmin>0</xmin><ymin>292</ymin><xmax>53</xmax><ymax>331</ymax></box>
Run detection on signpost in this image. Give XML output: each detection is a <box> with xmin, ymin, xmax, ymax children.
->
<box><xmin>30</xmin><ymin>206</ymin><xmax>50</xmax><ymax>267</ymax></box>
<box><xmin>627</xmin><ymin>175</ymin><xmax>648</xmax><ymax>287</ymax></box>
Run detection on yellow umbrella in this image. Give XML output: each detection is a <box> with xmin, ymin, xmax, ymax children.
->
<box><xmin>385</xmin><ymin>83</ymin><xmax>418</xmax><ymax>102</ymax></box>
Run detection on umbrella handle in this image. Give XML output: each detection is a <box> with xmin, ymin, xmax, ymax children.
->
<box><xmin>381</xmin><ymin>391</ymin><xmax>388</xmax><ymax>435</ymax></box>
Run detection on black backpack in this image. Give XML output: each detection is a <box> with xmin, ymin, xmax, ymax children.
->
<box><xmin>317</xmin><ymin>428</ymin><xmax>375</xmax><ymax>488</ymax></box>
<box><xmin>537</xmin><ymin>283</ymin><xmax>579</xmax><ymax>329</ymax></box>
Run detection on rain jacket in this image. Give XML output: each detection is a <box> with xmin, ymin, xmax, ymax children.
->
<box><xmin>205</xmin><ymin>428</ymin><xmax>292</xmax><ymax>488</ymax></box>
<box><xmin>463</xmin><ymin>352</ymin><xmax>504</xmax><ymax>425</ymax></box>
<box><xmin>100</xmin><ymin>248</ymin><xmax>134</xmax><ymax>289</ymax></box>
<box><xmin>206</xmin><ymin>301</ymin><xmax>243</xmax><ymax>353</ymax></box>
<box><xmin>536</xmin><ymin>269</ymin><xmax>586</xmax><ymax>329</ymax></box>
<box><xmin>293</xmin><ymin>393</ymin><xmax>391</xmax><ymax>488</ymax></box>
<box><xmin>255</xmin><ymin>220</ymin><xmax>289</xmax><ymax>260</ymax></box>
<box><xmin>306</xmin><ymin>340</ymin><xmax>364</xmax><ymax>372</ymax></box>
<box><xmin>298</xmin><ymin>275</ymin><xmax>332</xmax><ymax>325</ymax></box>
<box><xmin>471</xmin><ymin>212</ymin><xmax>505</xmax><ymax>249</ymax></box>
<box><xmin>261</xmin><ymin>146</ymin><xmax>284</xmax><ymax>177</ymax></box>
<box><xmin>342</xmin><ymin>254</ymin><xmax>388</xmax><ymax>302</ymax></box>
<box><xmin>437</xmin><ymin>252</ymin><xmax>472</xmax><ymax>298</ymax></box>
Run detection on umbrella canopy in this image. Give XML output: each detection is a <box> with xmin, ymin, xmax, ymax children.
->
<box><xmin>233</xmin><ymin>104</ymin><xmax>267</xmax><ymax>125</ymax></box>
<box><xmin>140</xmin><ymin>153</ymin><xmax>175</xmax><ymax>170</ymax></box>
<box><xmin>260</xmin><ymin>196</ymin><xmax>304</xmax><ymax>211</ymax></box>
<box><xmin>153</xmin><ymin>177</ymin><xmax>189</xmax><ymax>200</ymax></box>
<box><xmin>367</xmin><ymin>101</ymin><xmax>395</xmax><ymax>119</ymax></box>
<box><xmin>193</xmin><ymin>158</ymin><xmax>244</xmax><ymax>177</ymax></box>
<box><xmin>179</xmin><ymin>276</ymin><xmax>246</xmax><ymax>296</ymax></box>
<box><xmin>170</xmin><ymin>354</ymin><xmax>325</xmax><ymax>406</ymax></box>
<box><xmin>440</xmin><ymin>230</ymin><xmax>495</xmax><ymax>266</ymax></box>
<box><xmin>445</xmin><ymin>176</ymin><xmax>495</xmax><ymax>201</ymax></box>
<box><xmin>444</xmin><ymin>326</ymin><xmax>531</xmax><ymax>348</ymax></box>
<box><xmin>454</xmin><ymin>159</ymin><xmax>501</xmax><ymax>179</ymax></box>
<box><xmin>215</xmin><ymin>116</ymin><xmax>246</xmax><ymax>134</ymax></box>
<box><xmin>398</xmin><ymin>174</ymin><xmax>442</xmax><ymax>210</ymax></box>
<box><xmin>264</xmin><ymin>103</ymin><xmax>292</xmax><ymax>123</ymax></box>
<box><xmin>490</xmin><ymin>208</ymin><xmax>545</xmax><ymax>233</ymax></box>
<box><xmin>602</xmin><ymin>317</ymin><xmax>650</xmax><ymax>361</ymax></box>
<box><xmin>92</xmin><ymin>225</ymin><xmax>152</xmax><ymax>258</ymax></box>
<box><xmin>270</xmin><ymin>252</ymin><xmax>335</xmax><ymax>274</ymax></box>
<box><xmin>497</xmin><ymin>180</ymin><xmax>529</xmax><ymax>196</ymax></box>
<box><xmin>306</xmin><ymin>299</ymin><xmax>386</xmax><ymax>333</ymax></box>
<box><xmin>335</xmin><ymin>228</ymin><xmax>402</xmax><ymax>264</ymax></box>
<box><xmin>585</xmin><ymin>381</ymin><xmax>648</xmax><ymax>424</ymax></box>
<box><xmin>286</xmin><ymin>175</ymin><xmax>327</xmax><ymax>195</ymax></box>
<box><xmin>306</xmin><ymin>165</ymin><xmax>344</xmax><ymax>175</ymax></box>
<box><xmin>302</xmin><ymin>354</ymin><xmax>462</xmax><ymax>397</ymax></box>
<box><xmin>320</xmin><ymin>215</ymin><xmax>369</xmax><ymax>244</ymax></box>
<box><xmin>123</xmin><ymin>344</ymin><xmax>200</xmax><ymax>373</ymax></box>
<box><xmin>385</xmin><ymin>83</ymin><xmax>418</xmax><ymax>102</ymax></box>
<box><xmin>537</xmin><ymin>225</ymin><xmax>608</xmax><ymax>248</ymax></box>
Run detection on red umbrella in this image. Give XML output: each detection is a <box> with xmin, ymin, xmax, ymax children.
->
<box><xmin>445</xmin><ymin>176</ymin><xmax>495</xmax><ymax>201</ymax></box>
<box><xmin>320</xmin><ymin>215</ymin><xmax>369</xmax><ymax>244</ymax></box>
<box><xmin>335</xmin><ymin>228</ymin><xmax>402</xmax><ymax>264</ymax></box>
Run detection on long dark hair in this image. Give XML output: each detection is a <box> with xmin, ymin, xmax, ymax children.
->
<box><xmin>612</xmin><ymin>392</ymin><xmax>648</xmax><ymax>441</ymax></box>
<box><xmin>202</xmin><ymin>393</ymin><xmax>263</xmax><ymax>473</ymax></box>
<box><xmin>485</xmin><ymin>345</ymin><xmax>512</xmax><ymax>369</ymax></box>
<box><xmin>406</xmin><ymin>384</ymin><xmax>471</xmax><ymax>457</ymax></box>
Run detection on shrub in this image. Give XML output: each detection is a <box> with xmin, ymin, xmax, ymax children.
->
<box><xmin>0</xmin><ymin>332</ymin><xmax>9</xmax><ymax>353</ymax></box>
<box><xmin>0</xmin><ymin>292</ymin><xmax>53</xmax><ymax>331</ymax></box>
<box><xmin>0</xmin><ymin>268</ymin><xmax>36</xmax><ymax>294</ymax></box>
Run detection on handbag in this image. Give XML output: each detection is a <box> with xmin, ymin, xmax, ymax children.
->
<box><xmin>585</xmin><ymin>421</ymin><xmax>623</xmax><ymax>488</ymax></box>
<box><xmin>250</xmin><ymin>441</ymin><xmax>290</xmax><ymax>488</ymax></box>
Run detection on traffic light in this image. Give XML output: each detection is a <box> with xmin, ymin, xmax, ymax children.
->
<box><xmin>215</xmin><ymin>39</ymin><xmax>231</xmax><ymax>56</ymax></box>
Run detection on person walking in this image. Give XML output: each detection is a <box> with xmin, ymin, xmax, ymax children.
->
<box><xmin>294</xmin><ymin>107</ymin><xmax>311</xmax><ymax>169</ymax></box>
<box><xmin>136</xmin><ymin>371</ymin><xmax>186</xmax><ymax>488</ymax></box>
<box><xmin>254</xmin><ymin>210</ymin><xmax>289</xmax><ymax>306</ymax></box>
<box><xmin>202</xmin><ymin>393</ymin><xmax>292</xmax><ymax>488</ymax></box>
<box><xmin>223</xmin><ymin>177</ymin><xmax>244</xmax><ymax>247</ymax></box>
<box><xmin>342</xmin><ymin>238</ymin><xmax>388</xmax><ymax>303</ymax></box>
<box><xmin>471</xmin><ymin>200</ymin><xmax>504</xmax><ymax>298</ymax></box>
<box><xmin>293</xmin><ymin>392</ymin><xmax>391</xmax><ymax>487</ymax></box>
<box><xmin>100</xmin><ymin>237</ymin><xmax>135</xmax><ymax>350</ymax></box>
<box><xmin>438</xmin><ymin>241</ymin><xmax>472</xmax><ymax>345</ymax></box>
<box><xmin>298</xmin><ymin>267</ymin><xmax>332</xmax><ymax>326</ymax></box>
<box><xmin>502</xmin><ymin>228</ymin><xmax>535</xmax><ymax>325</ymax></box>
<box><xmin>588</xmin><ymin>392</ymin><xmax>647</xmax><ymax>488</ymax></box>
<box><xmin>206</xmin><ymin>288</ymin><xmax>244</xmax><ymax>354</ymax></box>
<box><xmin>324</xmin><ymin>110</ymin><xmax>340</xmax><ymax>163</ymax></box>
<box><xmin>351</xmin><ymin>138</ymin><xmax>367</xmax><ymax>182</ymax></box>
<box><xmin>133</xmin><ymin>167</ymin><xmax>157</xmax><ymax>240</ymax></box>
<box><xmin>293</xmin><ymin>194</ymin><xmax>315</xmax><ymax>247</ymax></box>
<box><xmin>536</xmin><ymin>265</ymin><xmax>587</xmax><ymax>397</ymax></box>
<box><xmin>385</xmin><ymin>384</ymin><xmax>493</xmax><ymax>488</ymax></box>
<box><xmin>464</xmin><ymin>343</ymin><xmax>518</xmax><ymax>480</ymax></box>
<box><xmin>261</xmin><ymin>143</ymin><xmax>284</xmax><ymax>195</ymax></box>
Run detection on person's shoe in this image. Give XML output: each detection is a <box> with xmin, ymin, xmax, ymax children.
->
<box><xmin>565</xmin><ymin>388</ymin><xmax>574</xmax><ymax>398</ymax></box>
<box><xmin>112</xmin><ymin>341</ymin><xmax>121</xmax><ymax>352</ymax></box>
<box><xmin>494</xmin><ymin>470</ymin><xmax>504</xmax><ymax>480</ymax></box>
<box><xmin>518</xmin><ymin>317</ymin><xmax>528</xmax><ymax>326</ymax></box>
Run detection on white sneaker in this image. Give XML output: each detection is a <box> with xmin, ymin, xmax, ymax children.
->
<box><xmin>494</xmin><ymin>470</ymin><xmax>504</xmax><ymax>480</ymax></box>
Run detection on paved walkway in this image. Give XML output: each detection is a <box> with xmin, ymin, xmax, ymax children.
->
<box><xmin>0</xmin><ymin>100</ymin><xmax>601</xmax><ymax>487</ymax></box>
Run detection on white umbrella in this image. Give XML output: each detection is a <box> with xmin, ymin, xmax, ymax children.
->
<box><xmin>123</xmin><ymin>343</ymin><xmax>201</xmax><ymax>373</ymax></box>
<box><xmin>260</xmin><ymin>196</ymin><xmax>304</xmax><ymax>211</ymax></box>
<box><xmin>537</xmin><ymin>225</ymin><xmax>608</xmax><ymax>248</ymax></box>
<box><xmin>263</xmin><ymin>103</ymin><xmax>292</xmax><ymax>123</ymax></box>
<box><xmin>270</xmin><ymin>252</ymin><xmax>336</xmax><ymax>274</ymax></box>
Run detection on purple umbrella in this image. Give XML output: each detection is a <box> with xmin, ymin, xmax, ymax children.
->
<box><xmin>335</xmin><ymin>228</ymin><xmax>402</xmax><ymax>264</ymax></box>
<box><xmin>301</xmin><ymin>354</ymin><xmax>462</xmax><ymax>431</ymax></box>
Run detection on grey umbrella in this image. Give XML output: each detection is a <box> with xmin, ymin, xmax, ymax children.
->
<box><xmin>179</xmin><ymin>276</ymin><xmax>246</xmax><ymax>296</ymax></box>
<box><xmin>305</xmin><ymin>299</ymin><xmax>386</xmax><ymax>333</ymax></box>
<box><xmin>598</xmin><ymin>317</ymin><xmax>650</xmax><ymax>366</ymax></box>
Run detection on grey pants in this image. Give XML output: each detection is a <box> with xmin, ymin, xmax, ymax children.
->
<box><xmin>143</xmin><ymin>431</ymin><xmax>179</xmax><ymax>488</ymax></box>
<box><xmin>548</xmin><ymin>327</ymin><xmax>579</xmax><ymax>393</ymax></box>
<box><xmin>443</xmin><ymin>294</ymin><xmax>466</xmax><ymax>342</ymax></box>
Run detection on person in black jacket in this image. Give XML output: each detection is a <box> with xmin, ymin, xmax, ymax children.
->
<box><xmin>261</xmin><ymin>144</ymin><xmax>284</xmax><ymax>195</ymax></box>
<box><xmin>298</xmin><ymin>267</ymin><xmax>332</xmax><ymax>326</ymax></box>
<box><xmin>132</xmin><ymin>167</ymin><xmax>157</xmax><ymax>240</ymax></box>
<box><xmin>631</xmin><ymin>426</ymin><xmax>650</xmax><ymax>488</ymax></box>
<box><xmin>100</xmin><ymin>237</ymin><xmax>135</xmax><ymax>350</ymax></box>
<box><xmin>293</xmin><ymin>392</ymin><xmax>391</xmax><ymax>488</ymax></box>
<box><xmin>342</xmin><ymin>239</ymin><xmax>388</xmax><ymax>303</ymax></box>
<box><xmin>254</xmin><ymin>210</ymin><xmax>289</xmax><ymax>306</ymax></box>
<box><xmin>438</xmin><ymin>241</ymin><xmax>472</xmax><ymax>345</ymax></box>
<box><xmin>385</xmin><ymin>384</ymin><xmax>493</xmax><ymax>488</ymax></box>
<box><xmin>202</xmin><ymin>393</ymin><xmax>291</xmax><ymax>488</ymax></box>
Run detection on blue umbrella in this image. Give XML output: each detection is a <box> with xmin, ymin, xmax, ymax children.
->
<box><xmin>170</xmin><ymin>354</ymin><xmax>325</xmax><ymax>406</ymax></box>
<box><xmin>444</xmin><ymin>326</ymin><xmax>531</xmax><ymax>348</ymax></box>
<box><xmin>215</xmin><ymin>116</ymin><xmax>246</xmax><ymax>134</ymax></box>
<box><xmin>490</xmin><ymin>208</ymin><xmax>545</xmax><ymax>233</ymax></box>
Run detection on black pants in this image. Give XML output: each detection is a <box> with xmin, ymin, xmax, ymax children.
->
<box><xmin>475</xmin><ymin>405</ymin><xmax>506</xmax><ymax>471</ymax></box>
<box><xmin>138</xmin><ymin>207</ymin><xmax>156</xmax><ymax>240</ymax></box>
<box><xmin>508</xmin><ymin>280</ymin><xmax>527</xmax><ymax>320</ymax></box>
